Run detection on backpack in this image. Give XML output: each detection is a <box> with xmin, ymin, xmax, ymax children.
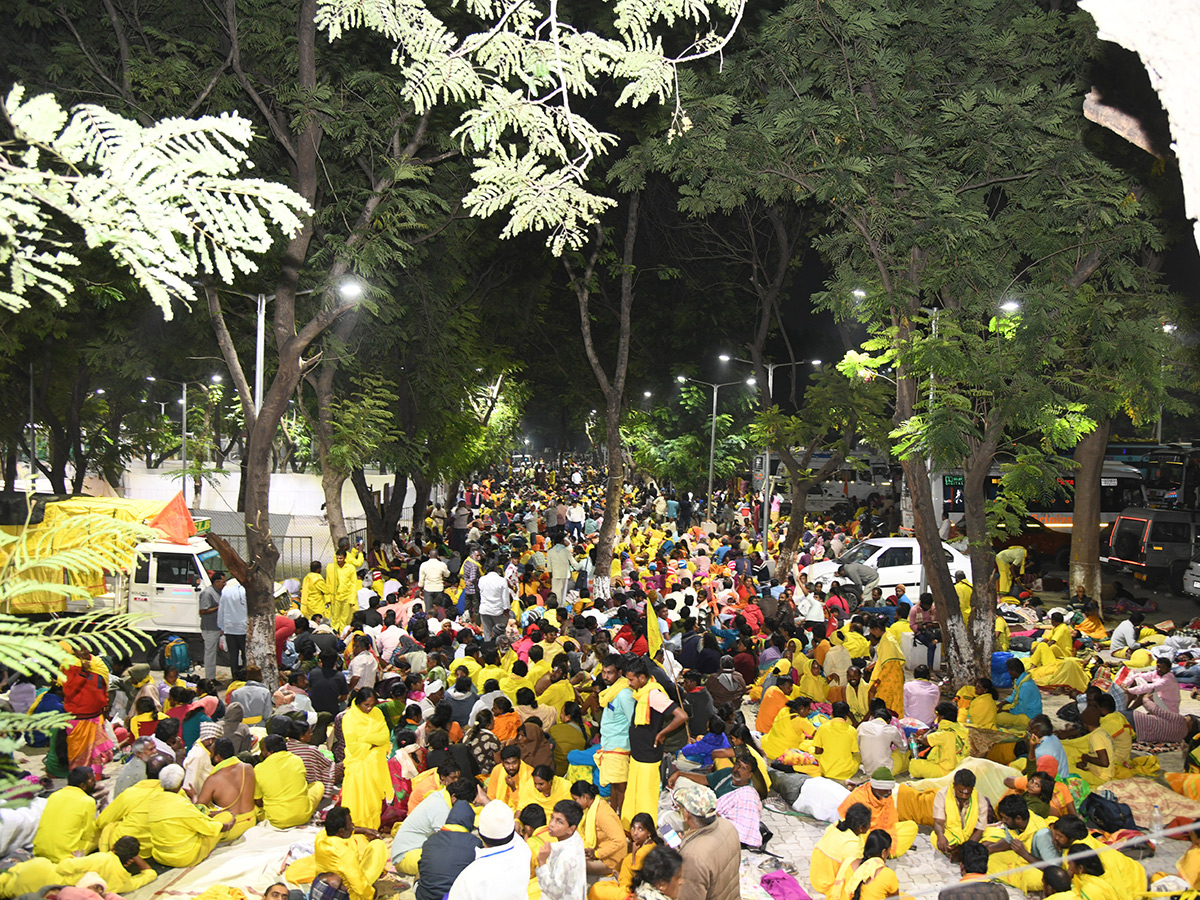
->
<box><xmin>161</xmin><ymin>636</ymin><xmax>190</xmax><ymax>672</ymax></box>
<box><xmin>1079</xmin><ymin>791</ymin><xmax>1138</xmax><ymax>833</ymax></box>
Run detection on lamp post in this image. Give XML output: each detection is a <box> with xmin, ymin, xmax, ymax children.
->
<box><xmin>677</xmin><ymin>374</ymin><xmax>755</xmax><ymax>522</ymax></box>
<box><xmin>147</xmin><ymin>374</ymin><xmax>223</xmax><ymax>506</ymax></box>
<box><xmin>718</xmin><ymin>355</ymin><xmax>820</xmax><ymax>538</ymax></box>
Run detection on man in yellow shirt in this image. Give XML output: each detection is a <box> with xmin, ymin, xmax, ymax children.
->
<box><xmin>289</xmin><ymin>805</ymin><xmax>389</xmax><ymax>900</ymax></box>
<box><xmin>325</xmin><ymin>549</ymin><xmax>360</xmax><ymax>633</ymax></box>
<box><xmin>537</xmin><ymin>661</ymin><xmax>577</xmax><ymax>716</ymax></box>
<box><xmin>910</xmin><ymin>702</ymin><xmax>969</xmax><ymax>779</ymax></box>
<box><xmin>255</xmin><ymin>734</ymin><xmax>325</xmax><ymax>827</ymax></box>
<box><xmin>147</xmin><ymin>764</ymin><xmax>227</xmax><ymax>867</ymax></box>
<box><xmin>33</xmin><ymin>767</ymin><xmax>98</xmax><ymax>862</ymax></box>
<box><xmin>301</xmin><ymin>560</ymin><xmax>331</xmax><ymax>620</ymax></box>
<box><xmin>96</xmin><ymin>755</ymin><xmax>170</xmax><ymax>850</ymax></box>
<box><xmin>0</xmin><ymin>835</ymin><xmax>157</xmax><ymax>896</ymax></box>
<box><xmin>1046</xmin><ymin>611</ymin><xmax>1074</xmax><ymax>656</ymax></box>
<box><xmin>813</xmin><ymin>702</ymin><xmax>861</xmax><ymax>780</ymax></box>
<box><xmin>487</xmin><ymin>745</ymin><xmax>534</xmax><ymax>810</ymax></box>
<box><xmin>953</xmin><ymin>572</ymin><xmax>973</xmax><ymax>621</ymax></box>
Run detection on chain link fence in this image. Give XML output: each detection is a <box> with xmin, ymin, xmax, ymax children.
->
<box><xmin>212</xmin><ymin>532</ymin><xmax>314</xmax><ymax>581</ymax></box>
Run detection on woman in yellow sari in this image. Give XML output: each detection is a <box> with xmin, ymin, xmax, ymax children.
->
<box><xmin>341</xmin><ymin>687</ymin><xmax>394</xmax><ymax>830</ymax></box>
<box><xmin>867</xmin><ymin>622</ymin><xmax>905</xmax><ymax>717</ymax></box>
<box><xmin>798</xmin><ymin>659</ymin><xmax>830</xmax><ymax>703</ymax></box>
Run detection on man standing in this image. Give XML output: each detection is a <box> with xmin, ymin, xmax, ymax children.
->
<box><xmin>199</xmin><ymin>571</ymin><xmax>225</xmax><ymax>681</ymax></box>
<box><xmin>479</xmin><ymin>561</ymin><xmax>513</xmax><ymax>638</ymax></box>
<box><xmin>673</xmin><ymin>783</ymin><xmax>741</xmax><ymax>900</ymax></box>
<box><xmin>419</xmin><ymin>547</ymin><xmax>451</xmax><ymax>617</ymax></box>
<box><xmin>217</xmin><ymin>575</ymin><xmax>248</xmax><ymax>675</ymax></box>
<box><xmin>547</xmin><ymin>536</ymin><xmax>574</xmax><ymax>604</ymax></box>
<box><xmin>325</xmin><ymin>549</ymin><xmax>359</xmax><ymax>633</ymax></box>
<box><xmin>461</xmin><ymin>547</ymin><xmax>483</xmax><ymax>621</ymax></box>
<box><xmin>535</xmin><ymin>800</ymin><xmax>586</xmax><ymax>900</ymax></box>
<box><xmin>622</xmin><ymin>656</ymin><xmax>687</xmax><ymax>827</ymax></box>
<box><xmin>597</xmin><ymin>655</ymin><xmax>635</xmax><ymax>819</ymax></box>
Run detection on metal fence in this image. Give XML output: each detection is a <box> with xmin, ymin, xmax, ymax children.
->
<box><xmin>213</xmin><ymin>533</ymin><xmax>314</xmax><ymax>581</ymax></box>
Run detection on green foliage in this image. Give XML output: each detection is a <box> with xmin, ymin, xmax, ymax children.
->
<box><xmin>315</xmin><ymin>0</ymin><xmax>746</xmax><ymax>254</ymax></box>
<box><xmin>328</xmin><ymin>373</ymin><xmax>404</xmax><ymax>476</ymax></box>
<box><xmin>0</xmin><ymin>506</ymin><xmax>152</xmax><ymax>800</ymax></box>
<box><xmin>0</xmin><ymin>85</ymin><xmax>312</xmax><ymax>319</ymax></box>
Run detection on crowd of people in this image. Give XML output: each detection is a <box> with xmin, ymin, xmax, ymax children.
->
<box><xmin>5</xmin><ymin>463</ymin><xmax>1200</xmax><ymax>900</ymax></box>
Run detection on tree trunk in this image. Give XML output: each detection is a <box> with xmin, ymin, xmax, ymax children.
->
<box><xmin>1071</xmin><ymin>419</ymin><xmax>1111</xmax><ymax>609</ymax></box>
<box><xmin>957</xmin><ymin>446</ymin><xmax>998</xmax><ymax>681</ymax></box>
<box><xmin>411</xmin><ymin>472</ymin><xmax>431</xmax><ymax>540</ymax></box>
<box><xmin>236</xmin><ymin>441</ymin><xmax>248</xmax><ymax>513</ymax></box>
<box><xmin>593</xmin><ymin>405</ymin><xmax>624</xmax><ymax>600</ymax></box>
<box><xmin>776</xmin><ymin>477</ymin><xmax>809</xmax><ymax>579</ymax></box>
<box><xmin>321</xmin><ymin>466</ymin><xmax>349</xmax><ymax>545</ymax></box>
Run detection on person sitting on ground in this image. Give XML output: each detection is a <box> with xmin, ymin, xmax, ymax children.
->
<box><xmin>146</xmin><ymin>763</ymin><xmax>228</xmax><ymax>867</ymax></box>
<box><xmin>535</xmin><ymin>799</ymin><xmax>586</xmax><ymax>900</ymax></box>
<box><xmin>415</xmin><ymin>798</ymin><xmax>482</xmax><ymax>900</ymax></box>
<box><xmin>488</xmin><ymin>744</ymin><xmax>534</xmax><ymax>810</ymax></box>
<box><xmin>837</xmin><ymin>829</ymin><xmax>899</xmax><ymax>900</ymax></box>
<box><xmin>289</xmin><ymin>805</ymin><xmax>389</xmax><ymax>900</ymax></box>
<box><xmin>910</xmin><ymin>702</ymin><xmax>969</xmax><ymax>779</ymax></box>
<box><xmin>981</xmin><ymin>794</ymin><xmax>1056</xmax><ymax>893</ymax></box>
<box><xmin>932</xmin><ymin>770</ymin><xmax>991</xmax><ymax>860</ymax></box>
<box><xmin>570</xmin><ymin>780</ymin><xmax>626</xmax><ymax>878</ymax></box>
<box><xmin>0</xmin><ymin>835</ymin><xmax>157</xmax><ymax>897</ymax></box>
<box><xmin>391</xmin><ymin>770</ymin><xmax>483</xmax><ymax>875</ymax></box>
<box><xmin>809</xmin><ymin>802</ymin><xmax>871</xmax><ymax>896</ymax></box>
<box><xmin>1039</xmin><ymin>866</ymin><xmax>1077</xmax><ymax>900</ymax></box>
<box><xmin>33</xmin><ymin>766</ymin><xmax>99</xmax><ymax>862</ymax></box>
<box><xmin>253</xmin><ymin>733</ymin><xmax>324</xmax><ymax>828</ymax></box>
<box><xmin>937</xmin><ymin>840</ymin><xmax>1009</xmax><ymax>900</ymax></box>
<box><xmin>197</xmin><ymin>736</ymin><xmax>258</xmax><ymax>841</ymax></box>
<box><xmin>813</xmin><ymin>701</ymin><xmax>861</xmax><ymax>780</ymax></box>
<box><xmin>837</xmin><ymin>768</ymin><xmax>919</xmax><ymax>856</ymax></box>
<box><xmin>996</xmin><ymin>658</ymin><xmax>1041</xmax><ymax>730</ymax></box>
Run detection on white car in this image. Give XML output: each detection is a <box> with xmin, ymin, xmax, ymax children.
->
<box><xmin>802</xmin><ymin>537</ymin><xmax>973</xmax><ymax>597</ymax></box>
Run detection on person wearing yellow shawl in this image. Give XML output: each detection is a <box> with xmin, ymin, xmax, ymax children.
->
<box><xmin>341</xmin><ymin>688</ymin><xmax>394</xmax><ymax>831</ymax></box>
<box><xmin>910</xmin><ymin>702</ymin><xmax>969</xmax><ymax>779</ymax></box>
<box><xmin>1065</xmin><ymin>845</ymin><xmax>1121</xmax><ymax>900</ymax></box>
<box><xmin>622</xmin><ymin>657</ymin><xmax>687</xmax><ymax>827</ymax></box>
<box><xmin>931</xmin><ymin>770</ymin><xmax>987</xmax><ymax>857</ymax></box>
<box><xmin>1062</xmin><ymin>693</ymin><xmax>1133</xmax><ymax>774</ymax></box>
<box><xmin>500</xmin><ymin>661</ymin><xmax>538</xmax><ymax>701</ymax></box>
<box><xmin>1077</xmin><ymin>602</ymin><xmax>1107</xmax><ymax>644</ymax></box>
<box><xmin>287</xmin><ymin>805</ymin><xmax>389</xmax><ymax>900</ymax></box>
<box><xmin>809</xmin><ymin>803</ymin><xmax>871</xmax><ymax>896</ymax></box>
<box><xmin>488</xmin><ymin>745</ymin><xmax>534</xmax><ymax>810</ymax></box>
<box><xmin>994</xmin><ymin>616</ymin><xmax>1010</xmax><ymax>652</ymax></box>
<box><xmin>517</xmin><ymin>764</ymin><xmax>572</xmax><ymax>817</ymax></box>
<box><xmin>798</xmin><ymin>658</ymin><xmax>830</xmax><ymax>703</ymax></box>
<box><xmin>1049</xmin><ymin>815</ymin><xmax>1148</xmax><ymax>899</ymax></box>
<box><xmin>254</xmin><ymin>734</ymin><xmax>325</xmax><ymax>828</ymax></box>
<box><xmin>956</xmin><ymin>678</ymin><xmax>999</xmax><ymax>729</ymax></box>
<box><xmin>981</xmin><ymin>794</ymin><xmax>1056</xmax><ymax>893</ymax></box>
<box><xmin>520</xmin><ymin>804</ymin><xmax>556</xmax><ymax>900</ymax></box>
<box><xmin>538</xmin><ymin>660</ymin><xmax>577</xmax><ymax>715</ymax></box>
<box><xmin>33</xmin><ymin>766</ymin><xmax>99</xmax><ymax>862</ymax></box>
<box><xmin>837</xmin><ymin>667</ymin><xmax>871</xmax><ymax>723</ymax></box>
<box><xmin>0</xmin><ymin>837</ymin><xmax>158</xmax><ymax>898</ymax></box>
<box><xmin>325</xmin><ymin>549</ymin><xmax>359</xmax><ymax>633</ymax></box>
<box><xmin>1040</xmin><ymin>865</ymin><xmax>1079</xmax><ymax>900</ymax></box>
<box><xmin>1177</xmin><ymin>827</ymin><xmax>1200</xmax><ymax>890</ymax></box>
<box><xmin>596</xmin><ymin>658</ymin><xmax>635</xmax><ymax>818</ymax></box>
<box><xmin>570</xmin><ymin>780</ymin><xmax>627</xmax><ymax>877</ymax></box>
<box><xmin>827</xmin><ymin>829</ymin><xmax>898</xmax><ymax>900</ymax></box>
<box><xmin>300</xmin><ymin>560</ymin><xmax>330</xmax><ymax>620</ymax></box>
<box><xmin>96</xmin><ymin>758</ymin><xmax>164</xmax><ymax>851</ymax></box>
<box><xmin>589</xmin><ymin>812</ymin><xmax>659</xmax><ymax>900</ymax></box>
<box><xmin>146</xmin><ymin>764</ymin><xmax>225</xmax><ymax>867</ymax></box>
<box><xmin>866</xmin><ymin>620</ymin><xmax>905</xmax><ymax>717</ymax></box>
<box><xmin>1027</xmin><ymin>641</ymin><xmax>1090</xmax><ymax>693</ymax></box>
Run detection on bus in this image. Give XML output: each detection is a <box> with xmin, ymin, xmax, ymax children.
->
<box><xmin>1145</xmin><ymin>445</ymin><xmax>1200</xmax><ymax>509</ymax></box>
<box><xmin>901</xmin><ymin>461</ymin><xmax>1145</xmax><ymax>532</ymax></box>
<box><xmin>1104</xmin><ymin>440</ymin><xmax>1164</xmax><ymax>478</ymax></box>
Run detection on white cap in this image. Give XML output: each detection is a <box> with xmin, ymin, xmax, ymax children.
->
<box><xmin>425</xmin><ymin>680</ymin><xmax>444</xmax><ymax>695</ymax></box>
<box><xmin>478</xmin><ymin>799</ymin><xmax>516</xmax><ymax>841</ymax></box>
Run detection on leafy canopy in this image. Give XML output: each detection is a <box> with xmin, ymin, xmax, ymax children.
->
<box><xmin>315</xmin><ymin>0</ymin><xmax>746</xmax><ymax>254</ymax></box>
<box><xmin>1</xmin><ymin>86</ymin><xmax>312</xmax><ymax>319</ymax></box>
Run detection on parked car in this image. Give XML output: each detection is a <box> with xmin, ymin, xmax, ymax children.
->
<box><xmin>802</xmin><ymin>537</ymin><xmax>973</xmax><ymax>597</ymax></box>
<box><xmin>1103</xmin><ymin>506</ymin><xmax>1200</xmax><ymax>595</ymax></box>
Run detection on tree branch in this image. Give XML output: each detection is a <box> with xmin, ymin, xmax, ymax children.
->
<box><xmin>204</xmin><ymin>285</ymin><xmax>256</xmax><ymax>428</ymax></box>
<box><xmin>224</xmin><ymin>0</ymin><xmax>297</xmax><ymax>160</ymax></box>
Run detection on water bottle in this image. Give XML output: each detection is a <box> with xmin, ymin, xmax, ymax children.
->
<box><xmin>908</xmin><ymin>735</ymin><xmax>919</xmax><ymax>758</ymax></box>
<box><xmin>1150</xmin><ymin>804</ymin><xmax>1163</xmax><ymax>834</ymax></box>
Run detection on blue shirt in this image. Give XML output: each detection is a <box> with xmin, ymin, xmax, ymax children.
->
<box><xmin>1006</xmin><ymin>673</ymin><xmax>1043</xmax><ymax>719</ymax></box>
<box><xmin>599</xmin><ymin>685</ymin><xmax>635</xmax><ymax>752</ymax></box>
<box><xmin>1035</xmin><ymin>734</ymin><xmax>1069</xmax><ymax>777</ymax></box>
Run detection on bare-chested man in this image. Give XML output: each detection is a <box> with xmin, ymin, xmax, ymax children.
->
<box><xmin>197</xmin><ymin>737</ymin><xmax>257</xmax><ymax>842</ymax></box>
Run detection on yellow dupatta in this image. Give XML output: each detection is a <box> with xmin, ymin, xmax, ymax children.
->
<box><xmin>342</xmin><ymin>702</ymin><xmax>394</xmax><ymax>829</ymax></box>
<box><xmin>580</xmin><ymin>798</ymin><xmax>599</xmax><ymax>848</ymax></box>
<box><xmin>943</xmin><ymin>789</ymin><xmax>979</xmax><ymax>844</ymax></box>
<box><xmin>632</xmin><ymin>683</ymin><xmax>654</xmax><ymax>725</ymax></box>
<box><xmin>598</xmin><ymin>677</ymin><xmax>629</xmax><ymax>708</ymax></box>
<box><xmin>798</xmin><ymin>667</ymin><xmax>829</xmax><ymax>702</ymax></box>
<box><xmin>869</xmin><ymin>633</ymin><xmax>904</xmax><ymax>686</ymax></box>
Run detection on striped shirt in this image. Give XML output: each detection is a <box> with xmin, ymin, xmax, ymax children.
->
<box><xmin>286</xmin><ymin>738</ymin><xmax>341</xmax><ymax>794</ymax></box>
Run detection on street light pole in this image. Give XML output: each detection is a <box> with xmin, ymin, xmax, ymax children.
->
<box><xmin>181</xmin><ymin>381</ymin><xmax>187</xmax><ymax>506</ymax></box>
<box><xmin>255</xmin><ymin>293</ymin><xmax>266</xmax><ymax>416</ymax></box>
<box><xmin>678</xmin><ymin>375</ymin><xmax>753</xmax><ymax>524</ymax></box>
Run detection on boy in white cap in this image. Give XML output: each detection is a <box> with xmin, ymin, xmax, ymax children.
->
<box><xmin>449</xmin><ymin>800</ymin><xmax>534</xmax><ymax>900</ymax></box>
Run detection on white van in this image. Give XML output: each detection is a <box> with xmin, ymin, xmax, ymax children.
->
<box><xmin>67</xmin><ymin>536</ymin><xmax>224</xmax><ymax>633</ymax></box>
